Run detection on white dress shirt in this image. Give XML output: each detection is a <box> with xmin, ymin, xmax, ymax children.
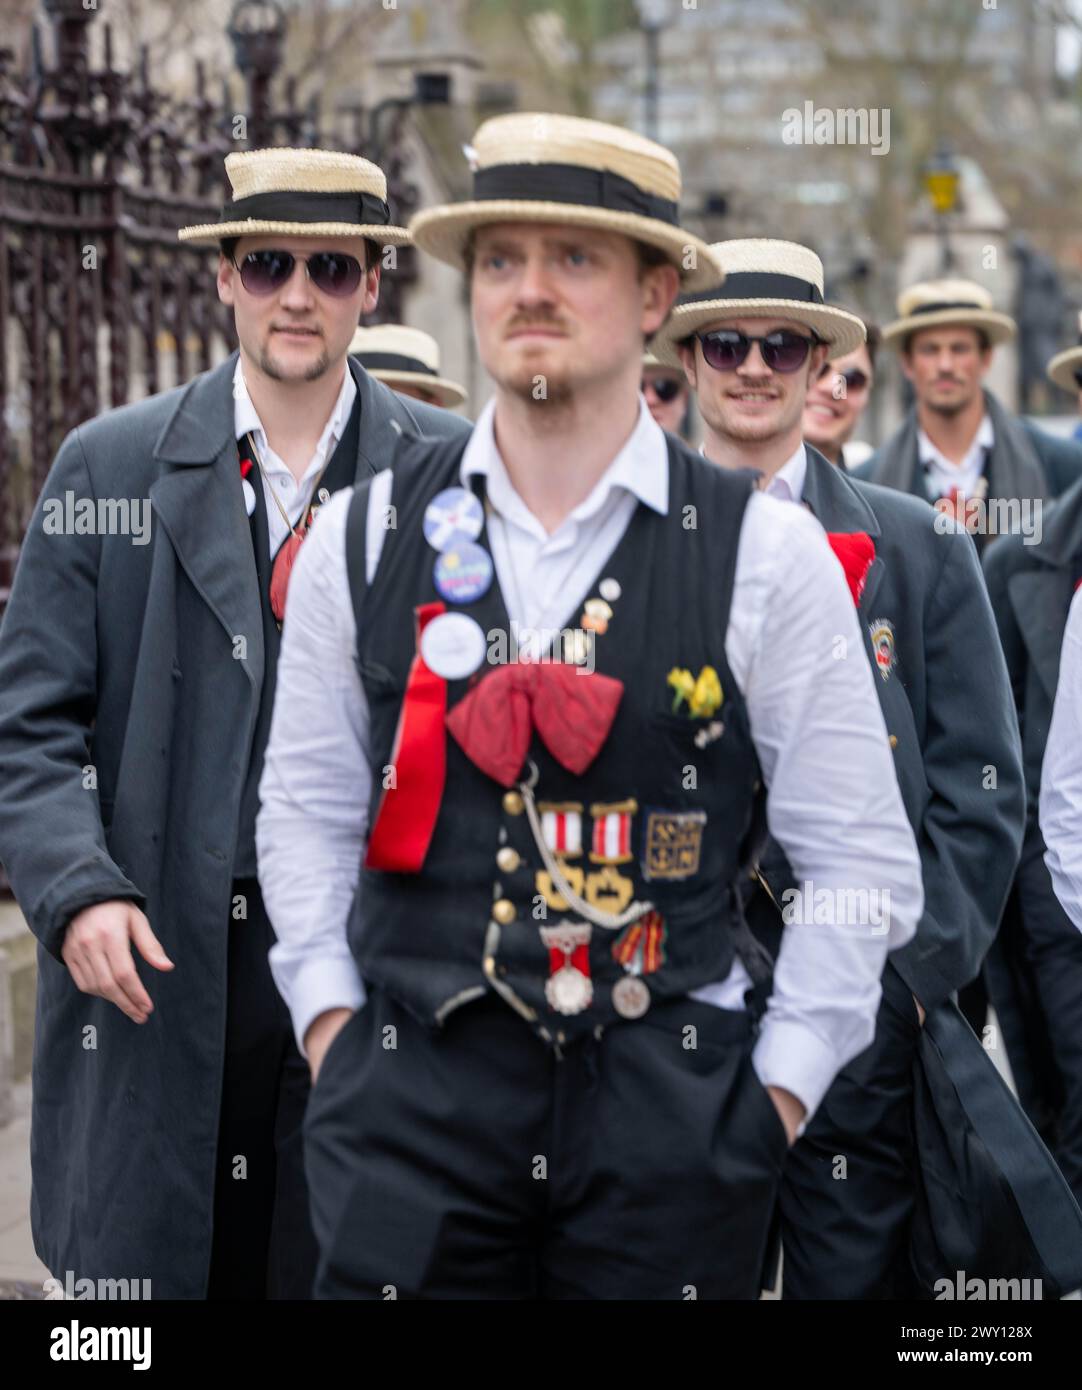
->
<box><xmin>1040</xmin><ymin>585</ymin><xmax>1082</xmax><ymax>933</ymax></box>
<box><xmin>698</xmin><ymin>441</ymin><xmax>806</xmax><ymax>502</ymax></box>
<box><xmin>258</xmin><ymin>396</ymin><xmax>922</xmax><ymax>1119</ymax></box>
<box><xmin>233</xmin><ymin>359</ymin><xmax>357</xmax><ymax>555</ymax></box>
<box><xmin>919</xmin><ymin>413</ymin><xmax>993</xmax><ymax>501</ymax></box>
<box><xmin>763</xmin><ymin>442</ymin><xmax>807</xmax><ymax>502</ymax></box>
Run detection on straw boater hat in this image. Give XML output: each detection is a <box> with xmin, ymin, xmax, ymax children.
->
<box><xmin>881</xmin><ymin>278</ymin><xmax>1015</xmax><ymax>349</ymax></box>
<box><xmin>408</xmin><ymin>112</ymin><xmax>723</xmax><ymax>292</ymax></box>
<box><xmin>642</xmin><ymin>350</ymin><xmax>684</xmax><ymax>378</ymax></box>
<box><xmin>650</xmin><ymin>239</ymin><xmax>866</xmax><ymax>367</ymax></box>
<box><xmin>1047</xmin><ymin>312</ymin><xmax>1082</xmax><ymax>393</ymax></box>
<box><xmin>177</xmin><ymin>147</ymin><xmax>411</xmax><ymax>246</ymax></box>
<box><xmin>350</xmin><ymin>324</ymin><xmax>467</xmax><ymax>409</ymax></box>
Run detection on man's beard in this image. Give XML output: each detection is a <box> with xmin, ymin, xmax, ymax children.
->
<box><xmin>502</xmin><ymin>370</ymin><xmax>576</xmax><ymax>411</ymax></box>
<box><xmin>258</xmin><ymin>341</ymin><xmax>331</xmax><ymax>382</ymax></box>
<box><xmin>703</xmin><ymin>398</ymin><xmax>787</xmax><ymax>444</ymax></box>
<box><xmin>925</xmin><ymin>391</ymin><xmax>970</xmax><ymax>419</ymax></box>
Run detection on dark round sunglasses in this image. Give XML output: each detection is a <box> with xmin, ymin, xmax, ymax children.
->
<box><xmin>816</xmin><ymin>362</ymin><xmax>870</xmax><ymax>393</ymax></box>
<box><xmin>643</xmin><ymin>376</ymin><xmax>685</xmax><ymax>403</ymax></box>
<box><xmin>231</xmin><ymin>249</ymin><xmax>364</xmax><ymax>299</ymax></box>
<box><xmin>696</xmin><ymin>328</ymin><xmax>821</xmax><ymax>374</ymax></box>
<box><xmin>1073</xmin><ymin>366</ymin><xmax>1082</xmax><ymax>389</ymax></box>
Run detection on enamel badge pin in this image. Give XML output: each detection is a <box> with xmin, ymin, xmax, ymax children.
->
<box><xmin>869</xmin><ymin>619</ymin><xmax>896</xmax><ymax>681</ymax></box>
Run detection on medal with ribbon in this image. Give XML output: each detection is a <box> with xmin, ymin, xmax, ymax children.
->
<box><xmin>540</xmin><ymin>921</ymin><xmax>593</xmax><ymax>1015</ymax></box>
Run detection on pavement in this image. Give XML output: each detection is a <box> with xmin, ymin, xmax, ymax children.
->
<box><xmin>0</xmin><ymin>1079</ymin><xmax>47</xmax><ymax>1299</ymax></box>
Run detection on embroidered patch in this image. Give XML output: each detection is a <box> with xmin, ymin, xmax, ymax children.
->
<box><xmin>641</xmin><ymin>809</ymin><xmax>707</xmax><ymax>882</ymax></box>
<box><xmin>869</xmin><ymin>619</ymin><xmax>896</xmax><ymax>681</ymax></box>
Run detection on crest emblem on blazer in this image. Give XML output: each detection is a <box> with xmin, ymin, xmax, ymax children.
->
<box><xmin>869</xmin><ymin>619</ymin><xmax>896</xmax><ymax>681</ymax></box>
<box><xmin>641</xmin><ymin>809</ymin><xmax>707</xmax><ymax>881</ymax></box>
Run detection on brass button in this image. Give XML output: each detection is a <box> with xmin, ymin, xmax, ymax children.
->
<box><xmin>496</xmin><ymin>847</ymin><xmax>521</xmax><ymax>873</ymax></box>
<box><xmin>492</xmin><ymin>898</ymin><xmax>516</xmax><ymax>925</ymax></box>
<box><xmin>502</xmin><ymin>790</ymin><xmax>524</xmax><ymax>816</ymax></box>
<box><xmin>889</xmin><ymin>734</ymin><xmax>898</xmax><ymax>750</ymax></box>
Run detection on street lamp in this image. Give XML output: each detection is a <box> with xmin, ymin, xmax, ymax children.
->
<box><xmin>922</xmin><ymin>140</ymin><xmax>960</xmax><ymax>272</ymax></box>
<box><xmin>635</xmin><ymin>0</ymin><xmax>671</xmax><ymax>142</ymax></box>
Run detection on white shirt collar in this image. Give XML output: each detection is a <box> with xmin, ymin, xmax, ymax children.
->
<box><xmin>233</xmin><ymin>358</ymin><xmax>357</xmax><ymax>480</ymax></box>
<box><xmin>917</xmin><ymin>412</ymin><xmax>994</xmax><ymax>476</ymax></box>
<box><xmin>697</xmin><ymin>439</ymin><xmax>807</xmax><ymax>502</ymax></box>
<box><xmin>766</xmin><ymin>442</ymin><xmax>807</xmax><ymax>503</ymax></box>
<box><xmin>460</xmin><ymin>394</ymin><xmax>669</xmax><ymax>538</ymax></box>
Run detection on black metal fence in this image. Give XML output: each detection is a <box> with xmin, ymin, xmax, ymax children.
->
<box><xmin>0</xmin><ymin>0</ymin><xmax>419</xmax><ymax>610</ymax></box>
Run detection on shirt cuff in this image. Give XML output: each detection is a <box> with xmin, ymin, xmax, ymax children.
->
<box><xmin>284</xmin><ymin>954</ymin><xmax>367</xmax><ymax>1059</ymax></box>
<box><xmin>751</xmin><ymin>1018</ymin><xmax>849</xmax><ymax>1130</ymax></box>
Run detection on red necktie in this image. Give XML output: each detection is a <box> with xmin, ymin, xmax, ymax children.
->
<box><xmin>364</xmin><ymin>603</ymin><xmax>448</xmax><ymax>872</ymax></box>
<box><xmin>825</xmin><ymin>531</ymin><xmax>875</xmax><ymax>606</ymax></box>
<box><xmin>447</xmin><ymin>663</ymin><xmax>624</xmax><ymax>788</ymax></box>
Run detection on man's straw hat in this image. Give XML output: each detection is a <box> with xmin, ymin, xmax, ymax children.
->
<box><xmin>651</xmin><ymin>239</ymin><xmax>866</xmax><ymax>366</ymax></box>
<box><xmin>1047</xmin><ymin>312</ymin><xmax>1082</xmax><ymax>393</ymax></box>
<box><xmin>881</xmin><ymin>278</ymin><xmax>1015</xmax><ymax>349</ymax></box>
<box><xmin>350</xmin><ymin>324</ymin><xmax>467</xmax><ymax>409</ymax></box>
<box><xmin>178</xmin><ymin>148</ymin><xmax>410</xmax><ymax>246</ymax></box>
<box><xmin>409</xmin><ymin>112</ymin><xmax>723</xmax><ymax>291</ymax></box>
<box><xmin>642</xmin><ymin>350</ymin><xmax>684</xmax><ymax>376</ymax></box>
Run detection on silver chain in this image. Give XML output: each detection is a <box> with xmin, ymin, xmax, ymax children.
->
<box><xmin>519</xmin><ymin>767</ymin><xmax>653</xmax><ymax>932</ymax></box>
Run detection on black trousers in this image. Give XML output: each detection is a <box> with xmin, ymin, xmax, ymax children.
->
<box><xmin>206</xmin><ymin>878</ymin><xmax>319</xmax><ymax>1300</ymax></box>
<box><xmin>1015</xmin><ymin>852</ymin><xmax>1082</xmax><ymax>1207</ymax></box>
<box><xmin>779</xmin><ymin>965</ymin><xmax>924</xmax><ymax>1300</ymax></box>
<box><xmin>304</xmin><ymin>988</ymin><xmax>787</xmax><ymax>1299</ymax></box>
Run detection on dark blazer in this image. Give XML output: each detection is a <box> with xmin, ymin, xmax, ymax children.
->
<box><xmin>982</xmin><ymin>477</ymin><xmax>1082</xmax><ymax>1136</ymax></box>
<box><xmin>758</xmin><ymin>451</ymin><xmax>1082</xmax><ymax>1293</ymax></box>
<box><xmin>760</xmin><ymin>448</ymin><xmax>1026</xmax><ymax>1009</ymax></box>
<box><xmin>855</xmin><ymin>389</ymin><xmax>1082</xmax><ymax>510</ymax></box>
<box><xmin>0</xmin><ymin>352</ymin><xmax>469</xmax><ymax>1297</ymax></box>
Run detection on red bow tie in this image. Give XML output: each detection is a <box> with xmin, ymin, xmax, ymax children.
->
<box><xmin>447</xmin><ymin>662</ymin><xmax>625</xmax><ymax>788</ymax></box>
<box><xmin>826</xmin><ymin>531</ymin><xmax>875</xmax><ymax>606</ymax></box>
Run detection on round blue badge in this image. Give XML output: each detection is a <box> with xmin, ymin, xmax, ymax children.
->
<box><xmin>433</xmin><ymin>541</ymin><xmax>494</xmax><ymax>605</ymax></box>
<box><xmin>423</xmin><ymin>486</ymin><xmax>484</xmax><ymax>552</ymax></box>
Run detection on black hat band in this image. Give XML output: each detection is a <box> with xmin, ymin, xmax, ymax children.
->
<box><xmin>222</xmin><ymin>188</ymin><xmax>392</xmax><ymax>226</ymax></box>
<box><xmin>472</xmin><ymin>162</ymin><xmax>679</xmax><ymax>227</ymax></box>
<box><xmin>679</xmin><ymin>271</ymin><xmax>825</xmax><ymax>307</ymax></box>
<box><xmin>356</xmin><ymin>352</ymin><xmax>436</xmax><ymax>377</ymax></box>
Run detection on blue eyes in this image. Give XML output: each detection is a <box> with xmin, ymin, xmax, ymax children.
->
<box><xmin>480</xmin><ymin>251</ymin><xmax>591</xmax><ymax>271</ymax></box>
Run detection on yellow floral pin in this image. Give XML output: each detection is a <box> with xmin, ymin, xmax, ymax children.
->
<box><xmin>668</xmin><ymin>665</ymin><xmax>723</xmax><ymax>718</ymax></box>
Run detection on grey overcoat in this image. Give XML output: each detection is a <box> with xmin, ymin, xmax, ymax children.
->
<box><xmin>0</xmin><ymin>352</ymin><xmax>468</xmax><ymax>1297</ymax></box>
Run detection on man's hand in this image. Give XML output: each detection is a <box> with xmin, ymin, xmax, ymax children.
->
<box><xmin>61</xmin><ymin>901</ymin><xmax>174</xmax><ymax>1023</ymax></box>
<box><xmin>766</xmin><ymin>1085</ymin><xmax>806</xmax><ymax>1147</ymax></box>
<box><xmin>305</xmin><ymin>1007</ymin><xmax>354</xmax><ymax>1084</ymax></box>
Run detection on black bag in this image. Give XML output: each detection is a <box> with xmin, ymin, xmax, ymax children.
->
<box><xmin>910</xmin><ymin>1001</ymin><xmax>1082</xmax><ymax>1298</ymax></box>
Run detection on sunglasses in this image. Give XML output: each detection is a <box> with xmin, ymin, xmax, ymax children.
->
<box><xmin>231</xmin><ymin>249</ymin><xmax>364</xmax><ymax>299</ymax></box>
<box><xmin>1073</xmin><ymin>367</ymin><xmax>1082</xmax><ymax>389</ymax></box>
<box><xmin>643</xmin><ymin>376</ymin><xmax>685</xmax><ymax>403</ymax></box>
<box><xmin>696</xmin><ymin>329</ymin><xmax>821</xmax><ymax>374</ymax></box>
<box><xmin>816</xmin><ymin>363</ymin><xmax>870</xmax><ymax>393</ymax></box>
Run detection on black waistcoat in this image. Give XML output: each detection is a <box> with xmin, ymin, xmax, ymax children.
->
<box><xmin>346</xmin><ymin>431</ymin><xmax>763</xmax><ymax>1044</ymax></box>
<box><xmin>233</xmin><ymin>395</ymin><xmax>362</xmax><ymax>877</ymax></box>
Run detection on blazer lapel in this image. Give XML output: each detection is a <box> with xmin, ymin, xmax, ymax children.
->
<box><xmin>983</xmin><ymin>392</ymin><xmax>1051</xmax><ymax>509</ymax></box>
<box><xmin>349</xmin><ymin>357</ymin><xmax>422</xmax><ymax>480</ymax></box>
<box><xmin>149</xmin><ymin>353</ymin><xmax>264</xmax><ymax>695</ymax></box>
<box><xmin>802</xmin><ymin>446</ymin><xmax>886</xmax><ymax>613</ymax></box>
<box><xmin>1010</xmin><ymin>567</ymin><xmax>1075</xmax><ymax>701</ymax></box>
